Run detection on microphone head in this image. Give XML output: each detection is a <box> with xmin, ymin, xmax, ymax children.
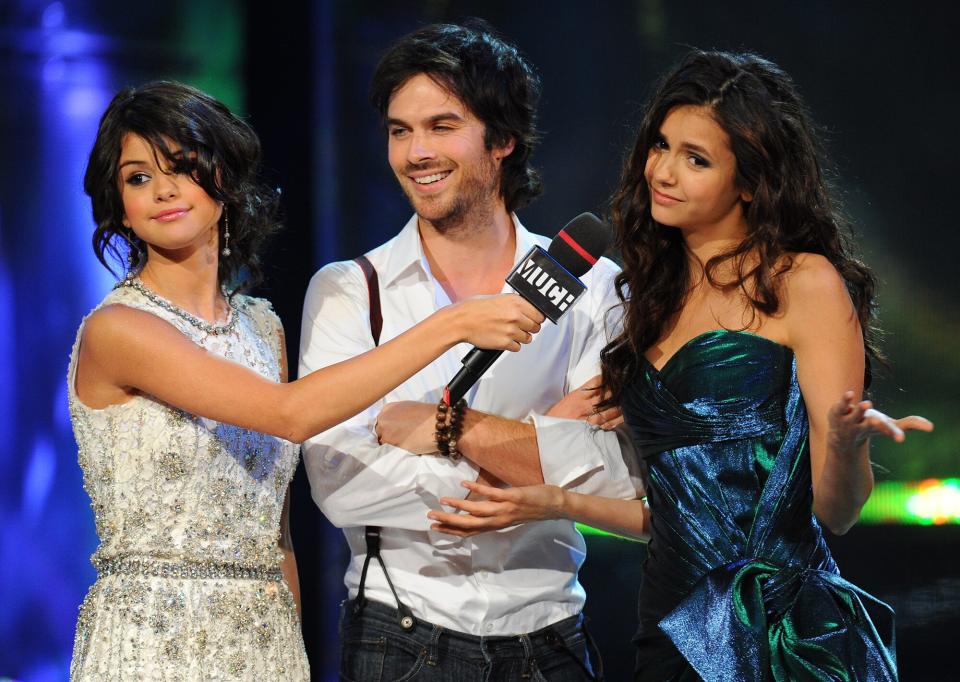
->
<box><xmin>547</xmin><ymin>212</ymin><xmax>611</xmax><ymax>277</ymax></box>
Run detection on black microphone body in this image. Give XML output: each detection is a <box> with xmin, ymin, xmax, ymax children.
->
<box><xmin>444</xmin><ymin>213</ymin><xmax>609</xmax><ymax>405</ymax></box>
<box><xmin>446</xmin><ymin>347</ymin><xmax>503</xmax><ymax>404</ymax></box>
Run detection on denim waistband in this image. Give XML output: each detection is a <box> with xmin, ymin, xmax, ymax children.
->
<box><xmin>341</xmin><ymin>598</ymin><xmax>602</xmax><ymax>680</ymax></box>
<box><xmin>342</xmin><ymin>597</ymin><xmax>584</xmax><ymax>654</ymax></box>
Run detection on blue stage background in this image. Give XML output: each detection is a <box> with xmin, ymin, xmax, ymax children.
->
<box><xmin>1</xmin><ymin>1</ymin><xmax>958</xmax><ymax>680</ymax></box>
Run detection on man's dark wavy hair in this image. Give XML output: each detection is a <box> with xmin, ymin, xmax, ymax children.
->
<box><xmin>85</xmin><ymin>81</ymin><xmax>281</xmax><ymax>294</ymax></box>
<box><xmin>369</xmin><ymin>19</ymin><xmax>543</xmax><ymax>213</ymax></box>
<box><xmin>600</xmin><ymin>50</ymin><xmax>882</xmax><ymax>406</ymax></box>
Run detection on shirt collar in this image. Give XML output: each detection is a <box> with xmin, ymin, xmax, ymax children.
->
<box><xmin>379</xmin><ymin>213</ymin><xmax>540</xmax><ymax>288</ymax></box>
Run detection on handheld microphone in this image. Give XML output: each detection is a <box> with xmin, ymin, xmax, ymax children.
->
<box><xmin>444</xmin><ymin>212</ymin><xmax>611</xmax><ymax>405</ymax></box>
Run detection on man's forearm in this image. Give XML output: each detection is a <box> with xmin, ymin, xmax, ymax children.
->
<box><xmin>376</xmin><ymin>399</ymin><xmax>640</xmax><ymax>497</ymax></box>
<box><xmin>457</xmin><ymin>408</ymin><xmax>544</xmax><ymax>486</ymax></box>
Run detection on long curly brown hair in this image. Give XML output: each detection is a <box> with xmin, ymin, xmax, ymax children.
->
<box><xmin>600</xmin><ymin>50</ymin><xmax>881</xmax><ymax>406</ymax></box>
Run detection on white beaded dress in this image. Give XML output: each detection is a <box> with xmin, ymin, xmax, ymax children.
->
<box><xmin>67</xmin><ymin>281</ymin><xmax>309</xmax><ymax>681</ymax></box>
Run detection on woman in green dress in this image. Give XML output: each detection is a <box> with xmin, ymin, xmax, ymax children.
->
<box><xmin>423</xmin><ymin>50</ymin><xmax>933</xmax><ymax>680</ymax></box>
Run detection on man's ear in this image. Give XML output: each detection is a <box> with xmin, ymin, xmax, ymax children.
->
<box><xmin>493</xmin><ymin>137</ymin><xmax>516</xmax><ymax>162</ymax></box>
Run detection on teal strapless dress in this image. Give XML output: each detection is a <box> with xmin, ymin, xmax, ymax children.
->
<box><xmin>621</xmin><ymin>330</ymin><xmax>896</xmax><ymax>681</ymax></box>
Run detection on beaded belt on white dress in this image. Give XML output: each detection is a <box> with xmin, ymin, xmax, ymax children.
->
<box><xmin>94</xmin><ymin>556</ymin><xmax>283</xmax><ymax>582</ymax></box>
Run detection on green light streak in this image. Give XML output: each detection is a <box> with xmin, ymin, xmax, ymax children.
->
<box><xmin>861</xmin><ymin>478</ymin><xmax>960</xmax><ymax>525</ymax></box>
<box><xmin>579</xmin><ymin>479</ymin><xmax>960</xmax><ymax>538</ymax></box>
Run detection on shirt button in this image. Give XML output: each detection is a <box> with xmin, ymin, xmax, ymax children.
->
<box><xmin>485</xmin><ymin>623</ymin><xmax>494</xmax><ymax>632</ymax></box>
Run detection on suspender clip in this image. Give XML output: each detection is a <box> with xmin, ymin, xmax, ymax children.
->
<box><xmin>364</xmin><ymin>525</ymin><xmax>381</xmax><ymax>554</ymax></box>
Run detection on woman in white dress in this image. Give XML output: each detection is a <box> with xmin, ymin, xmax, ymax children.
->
<box><xmin>68</xmin><ymin>81</ymin><xmax>544</xmax><ymax>680</ymax></box>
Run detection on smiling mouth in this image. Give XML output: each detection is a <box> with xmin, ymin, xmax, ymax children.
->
<box><xmin>413</xmin><ymin>171</ymin><xmax>451</xmax><ymax>185</ymax></box>
<box><xmin>152</xmin><ymin>208</ymin><xmax>190</xmax><ymax>220</ymax></box>
<box><xmin>652</xmin><ymin>189</ymin><xmax>681</xmax><ymax>202</ymax></box>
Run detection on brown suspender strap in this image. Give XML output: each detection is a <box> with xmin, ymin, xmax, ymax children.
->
<box><xmin>353</xmin><ymin>255</ymin><xmax>382</xmax><ymax>346</ymax></box>
<box><xmin>351</xmin><ymin>255</ymin><xmax>415</xmax><ymax>631</ymax></box>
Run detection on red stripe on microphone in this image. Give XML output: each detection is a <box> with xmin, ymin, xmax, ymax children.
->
<box><xmin>556</xmin><ymin>229</ymin><xmax>597</xmax><ymax>266</ymax></box>
<box><xmin>443</xmin><ymin>386</ymin><xmax>451</xmax><ymax>407</ymax></box>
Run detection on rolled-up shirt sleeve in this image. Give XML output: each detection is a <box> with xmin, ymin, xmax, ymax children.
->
<box><xmin>532</xmin><ymin>415</ymin><xmax>642</xmax><ymax>498</ymax></box>
<box><xmin>298</xmin><ymin>262</ymin><xmax>475</xmax><ymax>531</ymax></box>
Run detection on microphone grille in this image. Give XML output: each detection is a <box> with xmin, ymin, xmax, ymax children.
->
<box><xmin>547</xmin><ymin>212</ymin><xmax>611</xmax><ymax>277</ymax></box>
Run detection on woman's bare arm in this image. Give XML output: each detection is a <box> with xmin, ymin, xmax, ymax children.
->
<box><xmin>75</xmin><ymin>294</ymin><xmax>543</xmax><ymax>443</ymax></box>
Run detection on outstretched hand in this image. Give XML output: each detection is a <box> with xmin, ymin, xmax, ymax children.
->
<box><xmin>828</xmin><ymin>391</ymin><xmax>934</xmax><ymax>453</ymax></box>
<box><xmin>428</xmin><ymin>481</ymin><xmax>565</xmax><ymax>537</ymax></box>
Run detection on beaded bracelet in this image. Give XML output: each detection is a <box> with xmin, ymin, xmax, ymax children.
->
<box><xmin>446</xmin><ymin>400</ymin><xmax>465</xmax><ymax>461</ymax></box>
<box><xmin>435</xmin><ymin>398</ymin><xmax>466</xmax><ymax>461</ymax></box>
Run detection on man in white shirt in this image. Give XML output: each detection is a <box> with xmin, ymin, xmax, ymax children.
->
<box><xmin>299</xmin><ymin>20</ymin><xmax>640</xmax><ymax>681</ymax></box>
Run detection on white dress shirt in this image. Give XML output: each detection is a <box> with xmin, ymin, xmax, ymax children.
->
<box><xmin>299</xmin><ymin>214</ymin><xmax>642</xmax><ymax>636</ymax></box>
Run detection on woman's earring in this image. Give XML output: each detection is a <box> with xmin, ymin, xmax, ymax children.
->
<box><xmin>123</xmin><ymin>229</ymin><xmax>142</xmax><ymax>278</ymax></box>
<box><xmin>221</xmin><ymin>206</ymin><xmax>231</xmax><ymax>257</ymax></box>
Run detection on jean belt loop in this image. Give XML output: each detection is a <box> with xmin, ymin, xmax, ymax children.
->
<box><xmin>580</xmin><ymin>615</ymin><xmax>604</xmax><ymax>682</ymax></box>
<box><xmin>519</xmin><ymin>632</ymin><xmax>535</xmax><ymax>679</ymax></box>
<box><xmin>426</xmin><ymin>623</ymin><xmax>443</xmax><ymax>666</ymax></box>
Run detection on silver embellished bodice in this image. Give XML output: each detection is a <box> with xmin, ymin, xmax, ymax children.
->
<box><xmin>69</xmin><ymin>285</ymin><xmax>298</xmax><ymax>569</ymax></box>
<box><xmin>68</xmin><ymin>285</ymin><xmax>308</xmax><ymax>680</ymax></box>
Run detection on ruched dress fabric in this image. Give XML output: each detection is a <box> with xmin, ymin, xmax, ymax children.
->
<box><xmin>67</xmin><ymin>285</ymin><xmax>309</xmax><ymax>681</ymax></box>
<box><xmin>622</xmin><ymin>330</ymin><xmax>896</xmax><ymax>682</ymax></box>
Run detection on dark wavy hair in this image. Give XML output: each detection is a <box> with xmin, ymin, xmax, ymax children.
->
<box><xmin>369</xmin><ymin>19</ymin><xmax>542</xmax><ymax>213</ymax></box>
<box><xmin>601</xmin><ymin>50</ymin><xmax>881</xmax><ymax>405</ymax></box>
<box><xmin>84</xmin><ymin>81</ymin><xmax>281</xmax><ymax>294</ymax></box>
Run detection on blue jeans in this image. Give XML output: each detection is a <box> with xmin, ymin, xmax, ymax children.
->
<box><xmin>339</xmin><ymin>599</ymin><xmax>602</xmax><ymax>681</ymax></box>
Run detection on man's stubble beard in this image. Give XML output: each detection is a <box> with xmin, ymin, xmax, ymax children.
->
<box><xmin>404</xmin><ymin>153</ymin><xmax>501</xmax><ymax>237</ymax></box>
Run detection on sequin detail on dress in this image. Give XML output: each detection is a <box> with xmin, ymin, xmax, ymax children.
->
<box><xmin>67</xmin><ymin>286</ymin><xmax>308</xmax><ymax>680</ymax></box>
<box><xmin>623</xmin><ymin>330</ymin><xmax>896</xmax><ymax>682</ymax></box>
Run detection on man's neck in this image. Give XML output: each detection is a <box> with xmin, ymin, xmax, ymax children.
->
<box><xmin>418</xmin><ymin>206</ymin><xmax>517</xmax><ymax>302</ymax></box>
